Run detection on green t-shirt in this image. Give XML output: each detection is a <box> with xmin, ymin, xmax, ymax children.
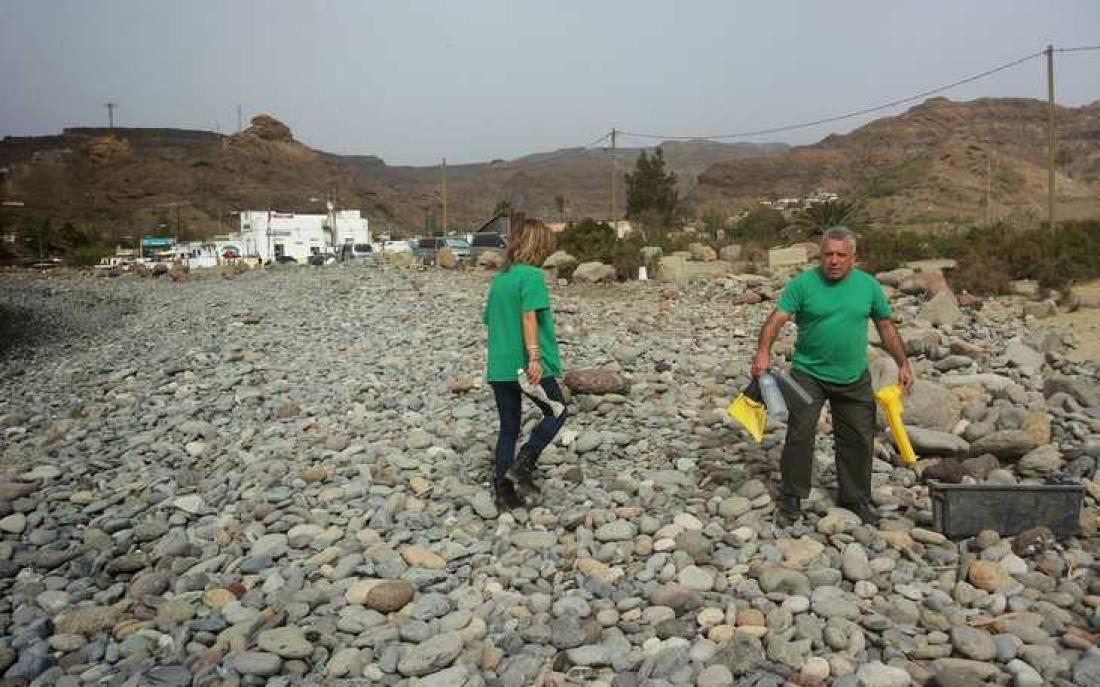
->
<box><xmin>777</xmin><ymin>267</ymin><xmax>892</xmax><ymax>384</ymax></box>
<box><xmin>483</xmin><ymin>264</ymin><xmax>562</xmax><ymax>382</ymax></box>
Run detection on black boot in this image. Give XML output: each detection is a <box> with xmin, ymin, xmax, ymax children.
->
<box><xmin>507</xmin><ymin>446</ymin><xmax>543</xmax><ymax>493</ymax></box>
<box><xmin>777</xmin><ymin>494</ymin><xmax>801</xmax><ymax>526</ymax></box>
<box><xmin>493</xmin><ymin>475</ymin><xmax>524</xmax><ymax>510</ymax></box>
<box><xmin>841</xmin><ymin>499</ymin><xmax>880</xmax><ymax>526</ymax></box>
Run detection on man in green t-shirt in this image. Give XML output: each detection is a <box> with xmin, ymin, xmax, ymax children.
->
<box><xmin>751</xmin><ymin>227</ymin><xmax>913</xmax><ymax>526</ymax></box>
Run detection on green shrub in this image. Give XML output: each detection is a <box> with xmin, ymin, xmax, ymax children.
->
<box><xmin>611</xmin><ymin>235</ymin><xmax>653</xmax><ymax>281</ymax></box>
<box><xmin>730</xmin><ymin>208</ymin><xmax>788</xmax><ymax>244</ymax></box>
<box><xmin>557</xmin><ymin>218</ymin><xmax>617</xmax><ymax>264</ymax></box>
<box><xmin>856</xmin><ymin>228</ymin><xmax>937</xmax><ymax>272</ymax></box>
<box><xmin>555</xmin><ymin>218</ymin><xmax>654</xmax><ymax>281</ymax></box>
<box><xmin>856</xmin><ymin>220</ymin><xmax>1100</xmax><ymax>295</ymax></box>
<box><xmin>659</xmin><ymin>231</ymin><xmax>695</xmax><ymax>253</ymax></box>
<box><xmin>68</xmin><ymin>245</ymin><xmax>112</xmax><ymax>266</ymax></box>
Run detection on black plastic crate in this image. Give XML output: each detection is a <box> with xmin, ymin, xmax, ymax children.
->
<box><xmin>930</xmin><ymin>481</ymin><xmax>1084</xmax><ymax>539</ymax></box>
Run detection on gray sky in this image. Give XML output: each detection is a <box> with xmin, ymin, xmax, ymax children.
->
<box><xmin>2</xmin><ymin>1</ymin><xmax>1098</xmax><ymax>166</ymax></box>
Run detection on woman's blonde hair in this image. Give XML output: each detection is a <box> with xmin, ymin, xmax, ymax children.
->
<box><xmin>504</xmin><ymin>218</ymin><xmax>556</xmax><ymax>268</ymax></box>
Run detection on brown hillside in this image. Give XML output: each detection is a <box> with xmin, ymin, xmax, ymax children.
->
<box><xmin>693</xmin><ymin>97</ymin><xmax>1100</xmax><ymax>230</ymax></box>
<box><xmin>0</xmin><ymin>117</ymin><xmax>782</xmax><ymax>244</ymax></box>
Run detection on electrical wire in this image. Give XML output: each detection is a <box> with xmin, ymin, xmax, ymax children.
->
<box><xmin>619</xmin><ymin>49</ymin><xmax>1048</xmax><ymax>142</ymax></box>
<box><xmin>497</xmin><ymin>132</ymin><xmax>611</xmax><ymax>172</ymax></box>
<box><xmin>493</xmin><ymin>45</ymin><xmax>1098</xmax><ymax>163</ymax></box>
<box><xmin>1055</xmin><ymin>45</ymin><xmax>1100</xmax><ymax>53</ymax></box>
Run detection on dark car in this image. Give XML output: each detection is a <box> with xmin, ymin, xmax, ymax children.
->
<box><xmin>470</xmin><ymin>232</ymin><xmax>507</xmax><ymax>260</ymax></box>
<box><xmin>414</xmin><ymin>237</ymin><xmax>471</xmax><ymax>265</ymax></box>
<box><xmin>275</xmin><ymin>255</ymin><xmax>299</xmax><ymax>265</ymax></box>
<box><xmin>307</xmin><ymin>252</ymin><xmax>337</xmax><ymax>266</ymax></box>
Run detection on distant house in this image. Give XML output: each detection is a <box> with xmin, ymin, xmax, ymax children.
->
<box><xmin>471</xmin><ymin>214</ymin><xmax>509</xmax><ymax>236</ymax></box>
<box><xmin>238</xmin><ymin>208</ymin><xmax>370</xmax><ymax>262</ymax></box>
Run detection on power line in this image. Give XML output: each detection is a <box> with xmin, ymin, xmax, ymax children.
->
<box><xmin>1055</xmin><ymin>45</ymin><xmax>1100</xmax><ymax>53</ymax></box>
<box><xmin>498</xmin><ymin>131</ymin><xmax>611</xmax><ymax>172</ymax></box>
<box><xmin>620</xmin><ymin>49</ymin><xmax>1048</xmax><ymax>142</ymax></box>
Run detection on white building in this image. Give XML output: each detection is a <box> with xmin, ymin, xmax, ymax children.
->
<box><xmin>238</xmin><ymin>208</ymin><xmax>371</xmax><ymax>262</ymax></box>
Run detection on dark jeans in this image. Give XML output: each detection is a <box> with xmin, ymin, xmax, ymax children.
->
<box><xmin>490</xmin><ymin>378</ymin><xmax>567</xmax><ymax>481</ymax></box>
<box><xmin>781</xmin><ymin>369</ymin><xmax>876</xmax><ymax>504</ymax></box>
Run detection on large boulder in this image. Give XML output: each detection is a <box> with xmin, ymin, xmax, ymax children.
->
<box><xmin>1003</xmin><ymin>339</ymin><xmax>1044</xmax><ymax>377</ymax></box>
<box><xmin>572</xmin><ymin>261</ymin><xmax>615</xmax><ymax>284</ymax></box>
<box><xmin>906</xmin><ymin>427</ymin><xmax>970</xmax><ymax>457</ymax></box>
<box><xmin>477</xmin><ymin>250</ymin><xmax>504</xmax><ymax>269</ymax></box>
<box><xmin>869</xmin><ymin>355</ymin><xmax>900</xmax><ymax>390</ymax></box>
<box><xmin>719</xmin><ymin>244</ymin><xmax>743</xmax><ymax>262</ymax></box>
<box><xmin>1069</xmin><ymin>283</ymin><xmax>1100</xmax><ymax>309</ymax></box>
<box><xmin>689</xmin><ymin>243</ymin><xmax>717</xmax><ymax>262</ymax></box>
<box><xmin>543</xmin><ymin>251</ymin><xmax>577</xmax><ymax>270</ymax></box>
<box><xmin>876</xmin><ymin>268</ymin><xmax>915</xmax><ymax>287</ymax></box>
<box><xmin>437</xmin><ymin>248</ymin><xmax>458</xmax><ymax>269</ymax></box>
<box><xmin>918</xmin><ymin>291</ymin><xmax>963</xmax><ymax>327</ymax></box>
<box><xmin>1017</xmin><ymin>444</ymin><xmax>1063</xmax><ymax>476</ymax></box>
<box><xmin>168</xmin><ymin>262</ymin><xmax>190</xmax><ymax>283</ymax></box>
<box><xmin>563</xmin><ymin>368</ymin><xmax>629</xmax><ymax>395</ymax></box>
<box><xmin>768</xmin><ymin>245</ymin><xmax>809</xmax><ymax>269</ymax></box>
<box><xmin>970</xmin><ymin>430</ymin><xmax>1040</xmax><ymax>460</ymax></box>
<box><xmin>902</xmin><ymin>380</ymin><xmax>961</xmax><ymax>431</ymax></box>
<box><xmin>385</xmin><ymin>252</ymin><xmax>413</xmax><ymax>268</ymax></box>
<box><xmin>247</xmin><ymin>114</ymin><xmax>293</xmax><ymax>142</ymax></box>
<box><xmin>1009</xmin><ymin>279</ymin><xmax>1040</xmax><ymax>298</ymax></box>
<box><xmin>1043</xmin><ymin>374</ymin><xmax>1100</xmax><ymax>408</ymax></box>
<box><xmin>657</xmin><ymin>255</ymin><xmax>687</xmax><ymax>283</ymax></box>
<box><xmin>899</xmin><ymin>270</ymin><xmax>950</xmax><ymax>296</ymax></box>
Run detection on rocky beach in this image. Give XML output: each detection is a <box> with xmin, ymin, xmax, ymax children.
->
<box><xmin>1</xmin><ymin>260</ymin><xmax>1100</xmax><ymax>687</ymax></box>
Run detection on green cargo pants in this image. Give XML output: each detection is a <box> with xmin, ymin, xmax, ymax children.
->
<box><xmin>780</xmin><ymin>368</ymin><xmax>876</xmax><ymax>505</ymax></box>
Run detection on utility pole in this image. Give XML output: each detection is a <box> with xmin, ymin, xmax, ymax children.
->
<box><xmin>441</xmin><ymin>157</ymin><xmax>448</xmax><ymax>235</ymax></box>
<box><xmin>104</xmin><ymin>102</ymin><xmax>117</xmax><ymax>130</ymax></box>
<box><xmin>1046</xmin><ymin>44</ymin><xmax>1056</xmax><ymax>229</ymax></box>
<box><xmin>609</xmin><ymin>128</ymin><xmax>617</xmax><ymax>222</ymax></box>
<box><xmin>985</xmin><ymin>151</ymin><xmax>992</xmax><ymax>226</ymax></box>
<box><xmin>237</xmin><ymin>105</ymin><xmax>243</xmax><ymax>133</ymax></box>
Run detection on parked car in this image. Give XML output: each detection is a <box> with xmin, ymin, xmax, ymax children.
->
<box><xmin>470</xmin><ymin>232</ymin><xmax>507</xmax><ymax>260</ymax></box>
<box><xmin>380</xmin><ymin>240</ymin><xmax>412</xmax><ymax>254</ymax></box>
<box><xmin>274</xmin><ymin>254</ymin><xmax>299</xmax><ymax>265</ymax></box>
<box><xmin>307</xmin><ymin>252</ymin><xmax>337</xmax><ymax>266</ymax></box>
<box><xmin>413</xmin><ymin>237</ymin><xmax>472</xmax><ymax>265</ymax></box>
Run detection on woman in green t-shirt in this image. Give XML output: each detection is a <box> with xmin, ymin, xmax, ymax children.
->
<box><xmin>483</xmin><ymin>219</ymin><xmax>568</xmax><ymax>510</ymax></box>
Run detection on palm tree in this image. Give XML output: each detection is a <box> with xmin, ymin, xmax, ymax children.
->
<box><xmin>789</xmin><ymin>199</ymin><xmax>863</xmax><ymax>241</ymax></box>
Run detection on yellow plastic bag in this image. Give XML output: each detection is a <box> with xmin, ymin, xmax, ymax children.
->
<box><xmin>874</xmin><ymin>384</ymin><xmax>918</xmax><ymax>465</ymax></box>
<box><xmin>728</xmin><ymin>394</ymin><xmax>767</xmax><ymax>444</ymax></box>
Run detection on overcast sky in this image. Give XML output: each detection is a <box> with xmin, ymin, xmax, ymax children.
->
<box><xmin>2</xmin><ymin>1</ymin><xmax>1098</xmax><ymax>166</ymax></box>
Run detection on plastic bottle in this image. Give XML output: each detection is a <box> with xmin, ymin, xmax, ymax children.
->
<box><xmin>773</xmin><ymin>368</ymin><xmax>813</xmax><ymax>406</ymax></box>
<box><xmin>758</xmin><ymin>372</ymin><xmax>789</xmax><ymax>422</ymax></box>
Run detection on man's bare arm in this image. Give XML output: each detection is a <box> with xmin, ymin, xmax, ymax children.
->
<box><xmin>752</xmin><ymin>309</ymin><xmax>792</xmax><ymax>378</ymax></box>
<box><xmin>874</xmin><ymin>318</ymin><xmax>913</xmax><ymax>390</ymax></box>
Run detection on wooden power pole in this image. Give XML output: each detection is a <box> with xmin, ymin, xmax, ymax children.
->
<box><xmin>609</xmin><ymin>128</ymin><xmax>617</xmax><ymax>222</ymax></box>
<box><xmin>1046</xmin><ymin>44</ymin><xmax>1056</xmax><ymax>229</ymax></box>
<box><xmin>441</xmin><ymin>157</ymin><xmax>448</xmax><ymax>235</ymax></box>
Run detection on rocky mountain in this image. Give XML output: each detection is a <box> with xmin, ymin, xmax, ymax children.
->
<box><xmin>5</xmin><ymin>98</ymin><xmax>1098</xmax><ymax>251</ymax></box>
<box><xmin>693</xmin><ymin>97</ymin><xmax>1100</xmax><ymax>230</ymax></box>
<box><xmin>0</xmin><ymin>117</ymin><xmax>782</xmax><ymax>244</ymax></box>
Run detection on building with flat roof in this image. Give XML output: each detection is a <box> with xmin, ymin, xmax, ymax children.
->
<box><xmin>238</xmin><ymin>208</ymin><xmax>370</xmax><ymax>262</ymax></box>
